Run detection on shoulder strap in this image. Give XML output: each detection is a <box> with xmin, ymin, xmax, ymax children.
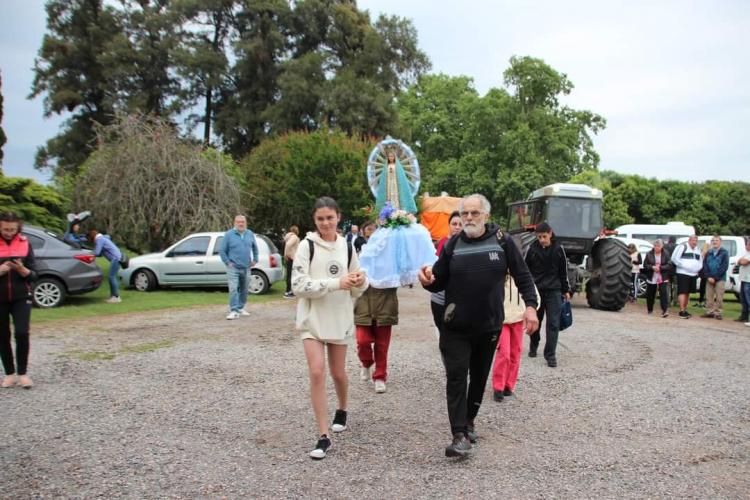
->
<box><xmin>495</xmin><ymin>229</ymin><xmax>507</xmax><ymax>252</ymax></box>
<box><xmin>308</xmin><ymin>238</ymin><xmax>314</xmax><ymax>263</ymax></box>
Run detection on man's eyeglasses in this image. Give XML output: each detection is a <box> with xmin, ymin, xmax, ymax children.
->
<box><xmin>460</xmin><ymin>210</ymin><xmax>483</xmax><ymax>218</ymax></box>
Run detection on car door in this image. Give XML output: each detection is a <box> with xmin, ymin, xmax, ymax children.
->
<box><xmin>204</xmin><ymin>235</ymin><xmax>229</xmax><ymax>285</ymax></box>
<box><xmin>158</xmin><ymin>236</ymin><xmax>210</xmax><ymax>285</ymax></box>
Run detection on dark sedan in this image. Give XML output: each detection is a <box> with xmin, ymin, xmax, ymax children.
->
<box><xmin>22</xmin><ymin>225</ymin><xmax>103</xmax><ymax>308</ymax></box>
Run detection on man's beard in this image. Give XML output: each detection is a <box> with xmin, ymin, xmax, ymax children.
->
<box><xmin>463</xmin><ymin>222</ymin><xmax>484</xmax><ymax>238</ymax></box>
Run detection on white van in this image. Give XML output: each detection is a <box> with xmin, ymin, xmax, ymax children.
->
<box><xmin>614</xmin><ymin>222</ymin><xmax>695</xmax><ymax>244</ymax></box>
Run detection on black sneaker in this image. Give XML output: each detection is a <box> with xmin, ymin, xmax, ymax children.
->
<box><xmin>309</xmin><ymin>435</ymin><xmax>331</xmax><ymax>459</ymax></box>
<box><xmin>528</xmin><ymin>350</ymin><xmax>537</xmax><ymax>358</ymax></box>
<box><xmin>546</xmin><ymin>357</ymin><xmax>558</xmax><ymax>368</ymax></box>
<box><xmin>466</xmin><ymin>420</ymin><xmax>478</xmax><ymax>443</ymax></box>
<box><xmin>503</xmin><ymin>388</ymin><xmax>513</xmax><ymax>397</ymax></box>
<box><xmin>493</xmin><ymin>390</ymin><xmax>504</xmax><ymax>402</ymax></box>
<box><xmin>678</xmin><ymin>310</ymin><xmax>690</xmax><ymax>319</ymax></box>
<box><xmin>283</xmin><ymin>292</ymin><xmax>295</xmax><ymax>299</ymax></box>
<box><xmin>331</xmin><ymin>409</ymin><xmax>347</xmax><ymax>433</ymax></box>
<box><xmin>445</xmin><ymin>433</ymin><xmax>472</xmax><ymax>457</ymax></box>
<box><xmin>661</xmin><ymin>311</ymin><xmax>669</xmax><ymax>318</ymax></box>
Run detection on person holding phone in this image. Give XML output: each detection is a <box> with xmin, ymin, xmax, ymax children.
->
<box><xmin>0</xmin><ymin>211</ymin><xmax>36</xmax><ymax>388</ymax></box>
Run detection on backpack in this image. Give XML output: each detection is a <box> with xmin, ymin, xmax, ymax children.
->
<box><xmin>442</xmin><ymin>229</ymin><xmax>508</xmax><ymax>258</ymax></box>
<box><xmin>307</xmin><ymin>238</ymin><xmax>353</xmax><ymax>269</ymax></box>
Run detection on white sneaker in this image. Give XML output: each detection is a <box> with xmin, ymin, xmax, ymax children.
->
<box><xmin>106</xmin><ymin>296</ymin><xmax>121</xmax><ymax>303</ymax></box>
<box><xmin>226</xmin><ymin>311</ymin><xmax>240</xmax><ymax>320</ymax></box>
<box><xmin>745</xmin><ymin>322</ymin><xmax>750</xmax><ymax>327</ymax></box>
<box><xmin>374</xmin><ymin>380</ymin><xmax>386</xmax><ymax>393</ymax></box>
<box><xmin>239</xmin><ymin>309</ymin><xmax>250</xmax><ymax>316</ymax></box>
<box><xmin>359</xmin><ymin>366</ymin><xmax>371</xmax><ymax>382</ymax></box>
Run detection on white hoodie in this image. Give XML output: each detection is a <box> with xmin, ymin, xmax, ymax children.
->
<box><xmin>671</xmin><ymin>242</ymin><xmax>703</xmax><ymax>276</ymax></box>
<box><xmin>292</xmin><ymin>232</ymin><xmax>369</xmax><ymax>342</ymax></box>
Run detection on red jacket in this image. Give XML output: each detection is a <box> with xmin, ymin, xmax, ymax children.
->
<box><xmin>0</xmin><ymin>234</ymin><xmax>36</xmax><ymax>303</ymax></box>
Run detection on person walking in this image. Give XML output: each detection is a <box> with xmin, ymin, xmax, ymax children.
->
<box><xmin>418</xmin><ymin>194</ymin><xmax>538</xmax><ymax>458</ymax></box>
<box><xmin>354</xmin><ymin>221</ymin><xmax>396</xmax><ymax>394</ymax></box>
<box><xmin>524</xmin><ymin>222</ymin><xmax>571</xmax><ymax>367</ymax></box>
<box><xmin>642</xmin><ymin>239</ymin><xmax>674</xmax><ymax>318</ymax></box>
<box><xmin>737</xmin><ymin>237</ymin><xmax>750</xmax><ymax>325</ymax></box>
<box><xmin>292</xmin><ymin>197</ymin><xmax>368</xmax><ymax>459</ymax></box>
<box><xmin>430</xmin><ymin>211</ymin><xmax>462</xmax><ymax>336</ymax></box>
<box><xmin>491</xmin><ymin>275</ymin><xmax>538</xmax><ymax>402</ymax></box>
<box><xmin>219</xmin><ymin>215</ymin><xmax>259</xmax><ymax>320</ymax></box>
<box><xmin>701</xmin><ymin>235</ymin><xmax>729</xmax><ymax>320</ymax></box>
<box><xmin>671</xmin><ymin>235</ymin><xmax>703</xmax><ymax>319</ymax></box>
<box><xmin>283</xmin><ymin>225</ymin><xmax>300</xmax><ymax>299</ymax></box>
<box><xmin>87</xmin><ymin>228</ymin><xmax>124</xmax><ymax>303</ymax></box>
<box><xmin>0</xmin><ymin>212</ymin><xmax>36</xmax><ymax>389</ymax></box>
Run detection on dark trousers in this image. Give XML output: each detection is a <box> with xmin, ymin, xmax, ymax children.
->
<box><xmin>646</xmin><ymin>282</ymin><xmax>669</xmax><ymax>313</ymax></box>
<box><xmin>740</xmin><ymin>282</ymin><xmax>750</xmax><ymax>320</ymax></box>
<box><xmin>439</xmin><ymin>328</ymin><xmax>499</xmax><ymax>436</ymax></box>
<box><xmin>698</xmin><ymin>273</ymin><xmax>707</xmax><ymax>302</ymax></box>
<box><xmin>285</xmin><ymin>258</ymin><xmax>293</xmax><ymax>293</ymax></box>
<box><xmin>0</xmin><ymin>299</ymin><xmax>32</xmax><ymax>375</ymax></box>
<box><xmin>530</xmin><ymin>289</ymin><xmax>562</xmax><ymax>361</ymax></box>
<box><xmin>430</xmin><ymin>301</ymin><xmax>445</xmax><ymax>333</ymax></box>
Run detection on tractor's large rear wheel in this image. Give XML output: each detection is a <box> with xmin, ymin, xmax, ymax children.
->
<box><xmin>586</xmin><ymin>238</ymin><xmax>631</xmax><ymax>311</ymax></box>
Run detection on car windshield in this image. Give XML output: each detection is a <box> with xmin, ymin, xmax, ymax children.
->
<box><xmin>544</xmin><ymin>198</ymin><xmax>602</xmax><ymax>239</ymax></box>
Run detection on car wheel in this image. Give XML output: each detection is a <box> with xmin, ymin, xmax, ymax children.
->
<box><xmin>33</xmin><ymin>277</ymin><xmax>66</xmax><ymax>308</ymax></box>
<box><xmin>132</xmin><ymin>269</ymin><xmax>158</xmax><ymax>291</ymax></box>
<box><xmin>249</xmin><ymin>270</ymin><xmax>270</xmax><ymax>295</ymax></box>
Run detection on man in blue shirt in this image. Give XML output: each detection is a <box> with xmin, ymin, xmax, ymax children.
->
<box><xmin>87</xmin><ymin>229</ymin><xmax>124</xmax><ymax>303</ymax></box>
<box><xmin>219</xmin><ymin>215</ymin><xmax>259</xmax><ymax>320</ymax></box>
<box><xmin>701</xmin><ymin>235</ymin><xmax>729</xmax><ymax>320</ymax></box>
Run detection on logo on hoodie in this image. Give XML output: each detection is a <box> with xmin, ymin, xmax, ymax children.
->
<box><xmin>326</xmin><ymin>260</ymin><xmax>343</xmax><ymax>278</ymax></box>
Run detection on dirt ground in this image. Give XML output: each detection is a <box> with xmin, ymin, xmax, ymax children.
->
<box><xmin>2</xmin><ymin>287</ymin><xmax>749</xmax><ymax>498</ymax></box>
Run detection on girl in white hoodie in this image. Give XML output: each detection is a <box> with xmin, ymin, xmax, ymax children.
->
<box><xmin>292</xmin><ymin>197</ymin><xmax>368</xmax><ymax>459</ymax></box>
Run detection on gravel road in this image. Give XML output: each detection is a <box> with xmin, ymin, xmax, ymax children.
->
<box><xmin>2</xmin><ymin>287</ymin><xmax>748</xmax><ymax>498</ymax></box>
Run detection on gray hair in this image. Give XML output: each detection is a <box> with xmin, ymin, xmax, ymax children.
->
<box><xmin>653</xmin><ymin>238</ymin><xmax>664</xmax><ymax>247</ymax></box>
<box><xmin>459</xmin><ymin>193</ymin><xmax>491</xmax><ymax>214</ymax></box>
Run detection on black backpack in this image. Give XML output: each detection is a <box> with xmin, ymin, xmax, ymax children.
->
<box><xmin>307</xmin><ymin>238</ymin><xmax>353</xmax><ymax>269</ymax></box>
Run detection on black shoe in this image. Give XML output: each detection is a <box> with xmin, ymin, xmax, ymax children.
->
<box><xmin>735</xmin><ymin>317</ymin><xmax>749</xmax><ymax>322</ymax></box>
<box><xmin>331</xmin><ymin>409</ymin><xmax>347</xmax><ymax>433</ymax></box>
<box><xmin>466</xmin><ymin>420</ymin><xmax>478</xmax><ymax>443</ymax></box>
<box><xmin>546</xmin><ymin>358</ymin><xmax>557</xmax><ymax>368</ymax></box>
<box><xmin>445</xmin><ymin>433</ymin><xmax>472</xmax><ymax>457</ymax></box>
<box><xmin>661</xmin><ymin>311</ymin><xmax>669</xmax><ymax>318</ymax></box>
<box><xmin>309</xmin><ymin>435</ymin><xmax>331</xmax><ymax>459</ymax></box>
<box><xmin>678</xmin><ymin>310</ymin><xmax>691</xmax><ymax>319</ymax></box>
<box><xmin>493</xmin><ymin>390</ymin><xmax>504</xmax><ymax>402</ymax></box>
<box><xmin>528</xmin><ymin>350</ymin><xmax>537</xmax><ymax>358</ymax></box>
<box><xmin>283</xmin><ymin>292</ymin><xmax>295</xmax><ymax>299</ymax></box>
<box><xmin>503</xmin><ymin>388</ymin><xmax>513</xmax><ymax>397</ymax></box>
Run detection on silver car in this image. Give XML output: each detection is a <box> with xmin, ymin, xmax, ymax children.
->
<box><xmin>119</xmin><ymin>232</ymin><xmax>283</xmax><ymax>294</ymax></box>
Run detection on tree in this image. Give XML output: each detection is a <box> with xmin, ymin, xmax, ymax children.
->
<box><xmin>30</xmin><ymin>0</ymin><xmax>123</xmax><ymax>176</ymax></box>
<box><xmin>75</xmin><ymin>114</ymin><xmax>241</xmax><ymax>252</ymax></box>
<box><xmin>397</xmin><ymin>57</ymin><xmax>605</xmax><ymax>218</ymax></box>
<box><xmin>238</xmin><ymin>129</ymin><xmax>374</xmax><ymax>234</ymax></box>
<box><xmin>0</xmin><ymin>176</ymin><xmax>66</xmax><ymax>230</ymax></box>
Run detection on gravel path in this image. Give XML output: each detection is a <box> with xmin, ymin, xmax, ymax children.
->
<box><xmin>2</xmin><ymin>287</ymin><xmax>749</xmax><ymax>498</ymax></box>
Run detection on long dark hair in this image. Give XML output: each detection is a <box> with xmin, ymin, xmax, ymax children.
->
<box><xmin>312</xmin><ymin>196</ymin><xmax>340</xmax><ymax>216</ymax></box>
<box><xmin>449</xmin><ymin>210</ymin><xmax>460</xmax><ymax>223</ymax></box>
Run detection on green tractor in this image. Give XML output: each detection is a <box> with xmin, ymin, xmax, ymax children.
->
<box><xmin>507</xmin><ymin>183</ymin><xmax>631</xmax><ymax>311</ymax></box>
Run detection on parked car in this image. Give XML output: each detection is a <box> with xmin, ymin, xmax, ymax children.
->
<box><xmin>22</xmin><ymin>225</ymin><xmax>104</xmax><ymax>308</ymax></box>
<box><xmin>119</xmin><ymin>232</ymin><xmax>283</xmax><ymax>294</ymax></box>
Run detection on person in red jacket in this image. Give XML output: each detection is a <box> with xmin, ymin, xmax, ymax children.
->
<box><xmin>0</xmin><ymin>212</ymin><xmax>36</xmax><ymax>388</ymax></box>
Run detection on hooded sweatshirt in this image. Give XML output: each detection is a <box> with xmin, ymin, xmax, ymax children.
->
<box><xmin>292</xmin><ymin>232</ymin><xmax>369</xmax><ymax>341</ymax></box>
<box><xmin>503</xmin><ymin>275</ymin><xmax>540</xmax><ymax>324</ymax></box>
<box><xmin>671</xmin><ymin>242</ymin><xmax>703</xmax><ymax>276</ymax></box>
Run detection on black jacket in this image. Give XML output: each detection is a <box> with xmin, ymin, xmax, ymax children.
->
<box><xmin>524</xmin><ymin>239</ymin><xmax>570</xmax><ymax>293</ymax></box>
<box><xmin>423</xmin><ymin>223</ymin><xmax>537</xmax><ymax>333</ymax></box>
<box><xmin>643</xmin><ymin>249</ymin><xmax>674</xmax><ymax>281</ymax></box>
<box><xmin>0</xmin><ymin>234</ymin><xmax>37</xmax><ymax>303</ymax></box>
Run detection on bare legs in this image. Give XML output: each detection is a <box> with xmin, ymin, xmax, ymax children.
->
<box><xmin>303</xmin><ymin>339</ymin><xmax>348</xmax><ymax>436</ymax></box>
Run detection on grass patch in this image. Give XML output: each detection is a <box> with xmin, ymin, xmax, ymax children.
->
<box><xmin>61</xmin><ymin>340</ymin><xmax>175</xmax><ymax>361</ymax></box>
<box><xmin>34</xmin><ymin>258</ymin><xmax>286</xmax><ymax>323</ymax></box>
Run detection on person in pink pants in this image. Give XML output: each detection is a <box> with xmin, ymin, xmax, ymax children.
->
<box><xmin>492</xmin><ymin>275</ymin><xmax>538</xmax><ymax>401</ymax></box>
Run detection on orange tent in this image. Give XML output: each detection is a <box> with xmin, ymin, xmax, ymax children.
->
<box><xmin>420</xmin><ymin>195</ymin><xmax>461</xmax><ymax>241</ymax></box>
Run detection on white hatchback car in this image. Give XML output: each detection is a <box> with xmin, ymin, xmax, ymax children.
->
<box><xmin>119</xmin><ymin>232</ymin><xmax>283</xmax><ymax>294</ymax></box>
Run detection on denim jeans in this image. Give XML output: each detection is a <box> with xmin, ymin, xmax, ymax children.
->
<box><xmin>741</xmin><ymin>281</ymin><xmax>750</xmax><ymax>319</ymax></box>
<box><xmin>227</xmin><ymin>265</ymin><xmax>249</xmax><ymax>312</ymax></box>
<box><xmin>109</xmin><ymin>258</ymin><xmax>121</xmax><ymax>298</ymax></box>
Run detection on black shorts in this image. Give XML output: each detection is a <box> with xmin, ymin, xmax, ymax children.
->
<box><xmin>676</xmin><ymin>273</ymin><xmax>697</xmax><ymax>294</ymax></box>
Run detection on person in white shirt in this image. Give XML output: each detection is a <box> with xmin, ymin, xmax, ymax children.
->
<box><xmin>737</xmin><ymin>237</ymin><xmax>750</xmax><ymax>325</ymax></box>
<box><xmin>292</xmin><ymin>197</ymin><xmax>368</xmax><ymax>460</ymax></box>
<box><xmin>671</xmin><ymin>235</ymin><xmax>703</xmax><ymax>319</ymax></box>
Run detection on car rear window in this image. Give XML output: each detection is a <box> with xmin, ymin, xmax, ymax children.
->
<box><xmin>24</xmin><ymin>233</ymin><xmax>46</xmax><ymax>250</ymax></box>
<box><xmin>258</xmin><ymin>235</ymin><xmax>278</xmax><ymax>254</ymax></box>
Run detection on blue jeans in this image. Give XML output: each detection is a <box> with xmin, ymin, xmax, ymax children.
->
<box><xmin>109</xmin><ymin>259</ymin><xmax>121</xmax><ymax>298</ymax></box>
<box><xmin>741</xmin><ymin>281</ymin><xmax>750</xmax><ymax>319</ymax></box>
<box><xmin>227</xmin><ymin>265</ymin><xmax>249</xmax><ymax>312</ymax></box>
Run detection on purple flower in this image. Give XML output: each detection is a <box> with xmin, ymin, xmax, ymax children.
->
<box><xmin>379</xmin><ymin>202</ymin><xmax>394</xmax><ymax>221</ymax></box>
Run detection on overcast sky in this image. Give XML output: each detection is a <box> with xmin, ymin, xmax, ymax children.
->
<box><xmin>1</xmin><ymin>0</ymin><xmax>748</xmax><ymax>184</ymax></box>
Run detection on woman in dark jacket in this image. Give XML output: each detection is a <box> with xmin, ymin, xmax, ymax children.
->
<box><xmin>0</xmin><ymin>212</ymin><xmax>36</xmax><ymax>388</ymax></box>
<box><xmin>642</xmin><ymin>239</ymin><xmax>674</xmax><ymax>318</ymax></box>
